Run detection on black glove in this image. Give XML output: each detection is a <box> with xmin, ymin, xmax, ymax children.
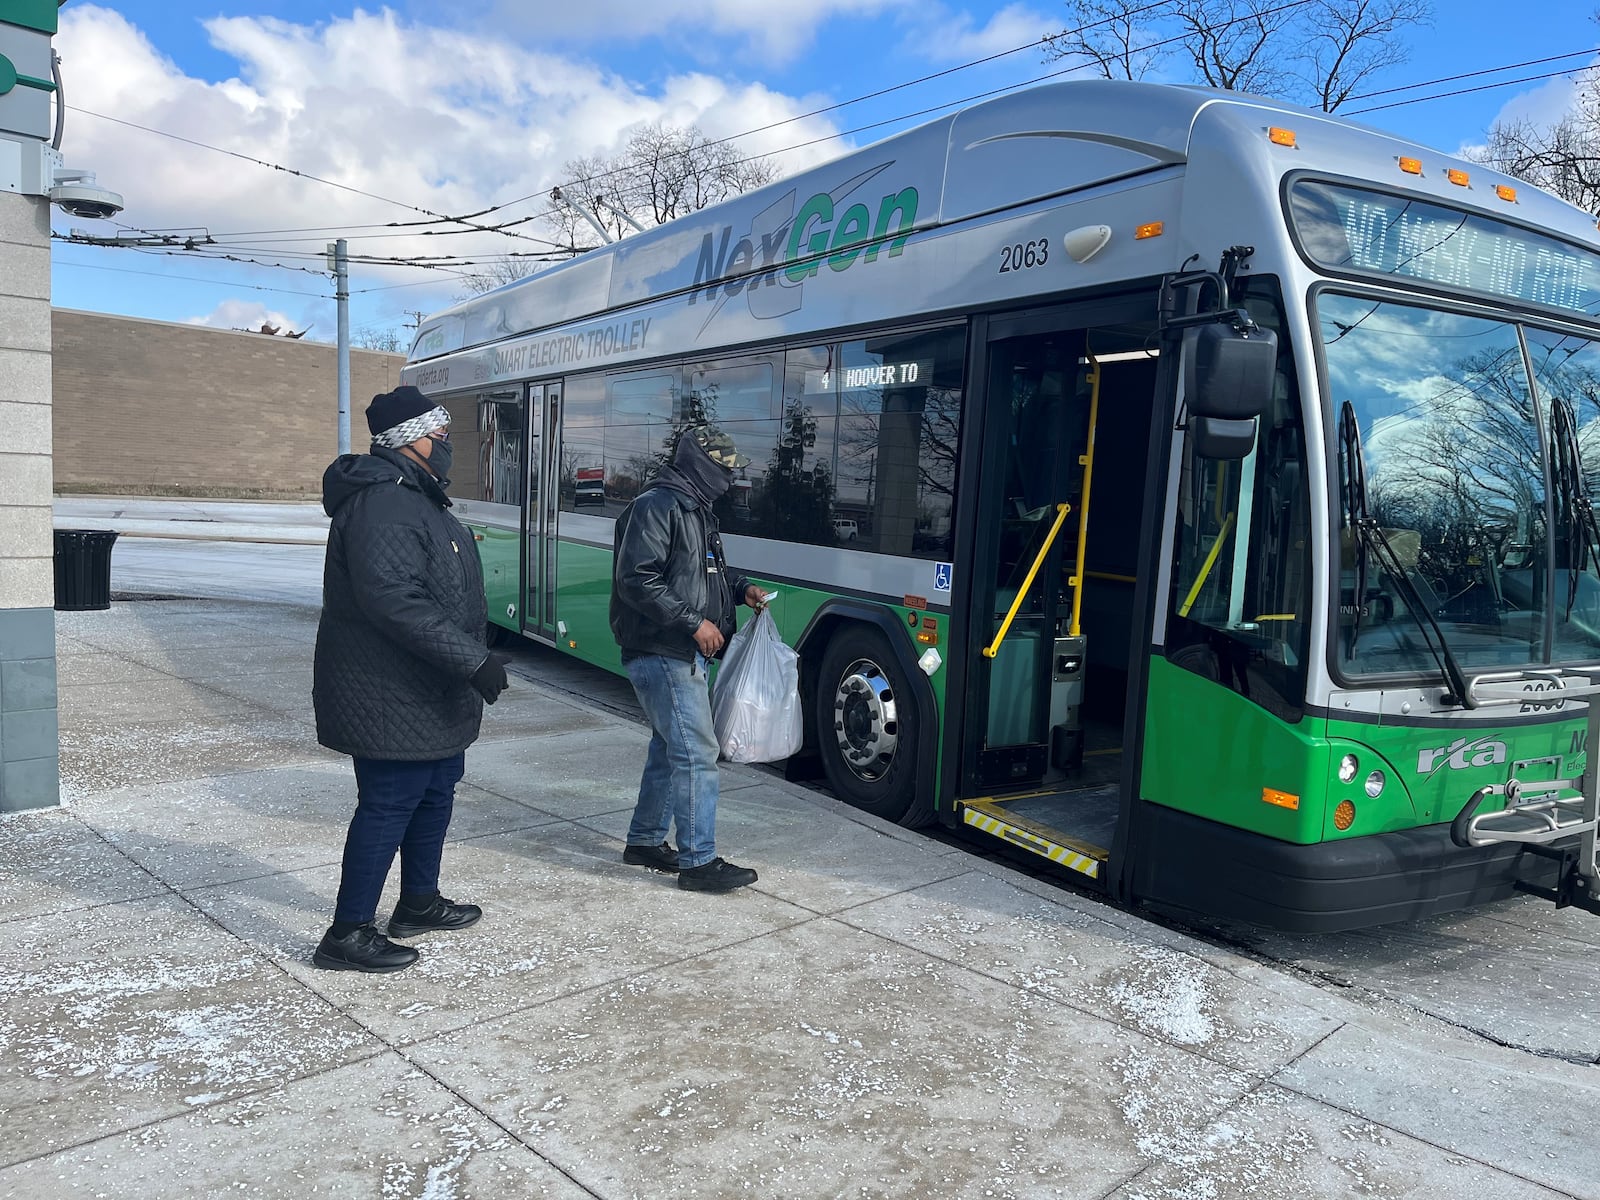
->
<box><xmin>470</xmin><ymin>652</ymin><xmax>511</xmax><ymax>705</ymax></box>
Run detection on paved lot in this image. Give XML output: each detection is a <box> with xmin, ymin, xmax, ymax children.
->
<box><xmin>2</xmin><ymin>598</ymin><xmax>1598</xmax><ymax>1198</ymax></box>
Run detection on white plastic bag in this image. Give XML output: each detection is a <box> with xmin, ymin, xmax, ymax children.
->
<box><xmin>711</xmin><ymin>608</ymin><xmax>802</xmax><ymax>763</ymax></box>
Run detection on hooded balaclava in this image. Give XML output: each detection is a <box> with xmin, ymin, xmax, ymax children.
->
<box><xmin>657</xmin><ymin>429</ymin><xmax>735</xmax><ymax>508</ymax></box>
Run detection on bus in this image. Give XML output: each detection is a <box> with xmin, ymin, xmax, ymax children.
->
<box><xmin>401</xmin><ymin>78</ymin><xmax>1600</xmax><ymax>932</ymax></box>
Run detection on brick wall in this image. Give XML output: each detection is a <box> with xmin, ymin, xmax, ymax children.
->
<box><xmin>52</xmin><ymin>309</ymin><xmax>408</xmax><ymax>496</ymax></box>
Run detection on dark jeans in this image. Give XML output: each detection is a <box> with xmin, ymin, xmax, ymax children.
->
<box><xmin>332</xmin><ymin>752</ymin><xmax>465</xmax><ymax>925</ymax></box>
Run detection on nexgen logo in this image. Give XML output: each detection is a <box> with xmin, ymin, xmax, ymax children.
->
<box><xmin>688</xmin><ymin>159</ymin><xmax>918</xmax><ymax>330</ymax></box>
<box><xmin>1417</xmin><ymin>737</ymin><xmax>1508</xmax><ymax>776</ymax></box>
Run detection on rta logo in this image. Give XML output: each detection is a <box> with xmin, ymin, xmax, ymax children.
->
<box><xmin>1417</xmin><ymin>736</ymin><xmax>1508</xmax><ymax>776</ymax></box>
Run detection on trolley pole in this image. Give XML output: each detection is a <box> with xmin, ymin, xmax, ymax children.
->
<box><xmin>328</xmin><ymin>239</ymin><xmax>351</xmax><ymax>454</ymax></box>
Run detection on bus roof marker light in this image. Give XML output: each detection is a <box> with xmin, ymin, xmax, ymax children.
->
<box><xmin>1063</xmin><ymin>224</ymin><xmax>1112</xmax><ymax>263</ymax></box>
<box><xmin>1134</xmin><ymin>221</ymin><xmax>1164</xmax><ymax>240</ymax></box>
<box><xmin>1268</xmin><ymin>126</ymin><xmax>1297</xmax><ymax>148</ymax></box>
<box><xmin>1398</xmin><ymin>156</ymin><xmax>1423</xmax><ymax>175</ymax></box>
<box><xmin>1496</xmin><ymin>184</ymin><xmax>1517</xmax><ymax>202</ymax></box>
<box><xmin>1446</xmin><ymin>168</ymin><xmax>1470</xmax><ymax>187</ymax></box>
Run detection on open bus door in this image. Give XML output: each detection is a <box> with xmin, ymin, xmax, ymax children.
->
<box><xmin>522</xmin><ymin>381</ymin><xmax>561</xmax><ymax>642</ymax></box>
<box><xmin>954</xmin><ymin>297</ymin><xmax>1163</xmax><ymax>890</ymax></box>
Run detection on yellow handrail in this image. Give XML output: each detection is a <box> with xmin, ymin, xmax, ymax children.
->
<box><xmin>1070</xmin><ymin>355</ymin><xmax>1103</xmax><ymax>638</ymax></box>
<box><xmin>983</xmin><ymin>502</ymin><xmax>1071</xmax><ymax>659</ymax></box>
<box><xmin>1179</xmin><ymin>511</ymin><xmax>1236</xmax><ymax>617</ymax></box>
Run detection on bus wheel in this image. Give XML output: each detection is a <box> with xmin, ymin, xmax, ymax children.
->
<box><xmin>815</xmin><ymin>625</ymin><xmax>917</xmax><ymax>823</ymax></box>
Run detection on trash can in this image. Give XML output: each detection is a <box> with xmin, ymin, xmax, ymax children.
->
<box><xmin>53</xmin><ymin>529</ymin><xmax>120</xmax><ymax>612</ymax></box>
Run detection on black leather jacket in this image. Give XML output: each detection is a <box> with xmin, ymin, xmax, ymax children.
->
<box><xmin>610</xmin><ymin>484</ymin><xmax>750</xmax><ymax>663</ymax></box>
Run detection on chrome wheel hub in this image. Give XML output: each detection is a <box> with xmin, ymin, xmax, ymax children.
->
<box><xmin>832</xmin><ymin>658</ymin><xmax>899</xmax><ymax>781</ymax></box>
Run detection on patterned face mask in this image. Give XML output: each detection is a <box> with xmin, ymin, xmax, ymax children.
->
<box><xmin>372</xmin><ymin>405</ymin><xmax>450</xmax><ymax>449</ymax></box>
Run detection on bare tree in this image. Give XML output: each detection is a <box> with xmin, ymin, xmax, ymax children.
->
<box><xmin>457</xmin><ymin>123</ymin><xmax>777</xmax><ymax>296</ymax></box>
<box><xmin>457</xmin><ymin>256</ymin><xmax>552</xmax><ymax>296</ymax></box>
<box><xmin>352</xmin><ymin>325</ymin><xmax>403</xmax><ymax>352</ymax></box>
<box><xmin>1043</xmin><ymin>0</ymin><xmax>1431</xmax><ymax>111</ymax></box>
<box><xmin>547</xmin><ymin>122</ymin><xmax>777</xmax><ymax>256</ymax></box>
<box><xmin>1301</xmin><ymin>0</ymin><xmax>1416</xmax><ymax>111</ymax></box>
<box><xmin>1043</xmin><ymin>0</ymin><xmax>1170</xmax><ymax>80</ymax></box>
<box><xmin>1174</xmin><ymin>0</ymin><xmax>1297</xmax><ymax>98</ymax></box>
<box><xmin>1471</xmin><ymin>104</ymin><xmax>1600</xmax><ymax>213</ymax></box>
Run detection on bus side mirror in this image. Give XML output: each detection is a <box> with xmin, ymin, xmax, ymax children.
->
<box><xmin>1188</xmin><ymin>324</ymin><xmax>1278</xmax><ymax>459</ymax></box>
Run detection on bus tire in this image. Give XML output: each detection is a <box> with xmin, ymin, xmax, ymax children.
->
<box><xmin>815</xmin><ymin>624</ymin><xmax>918</xmax><ymax>823</ymax></box>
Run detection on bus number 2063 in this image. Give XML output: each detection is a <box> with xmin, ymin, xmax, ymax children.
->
<box><xmin>999</xmin><ymin>239</ymin><xmax>1050</xmax><ymax>273</ymax></box>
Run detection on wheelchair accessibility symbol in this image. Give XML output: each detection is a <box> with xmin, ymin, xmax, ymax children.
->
<box><xmin>933</xmin><ymin>562</ymin><xmax>953</xmax><ymax>592</ymax></box>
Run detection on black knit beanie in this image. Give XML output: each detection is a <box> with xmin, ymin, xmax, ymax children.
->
<box><xmin>366</xmin><ymin>386</ymin><xmax>435</xmax><ymax>439</ymax></box>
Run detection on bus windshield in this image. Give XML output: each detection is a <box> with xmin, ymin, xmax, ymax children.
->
<box><xmin>1318</xmin><ymin>291</ymin><xmax>1600</xmax><ymax>678</ymax></box>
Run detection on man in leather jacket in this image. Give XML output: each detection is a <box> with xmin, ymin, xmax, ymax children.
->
<box><xmin>610</xmin><ymin>425</ymin><xmax>768</xmax><ymax>892</ymax></box>
<box><xmin>311</xmin><ymin>385</ymin><xmax>511</xmax><ymax>972</ymax></box>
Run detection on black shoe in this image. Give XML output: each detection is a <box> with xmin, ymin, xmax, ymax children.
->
<box><xmin>622</xmin><ymin>842</ymin><xmax>681</xmax><ymax>872</ymax></box>
<box><xmin>386</xmin><ymin>894</ymin><xmax>483</xmax><ymax>938</ymax></box>
<box><xmin>677</xmin><ymin>858</ymin><xmax>758</xmax><ymax>893</ymax></box>
<box><xmin>313</xmin><ymin>923</ymin><xmax>419</xmax><ymax>973</ymax></box>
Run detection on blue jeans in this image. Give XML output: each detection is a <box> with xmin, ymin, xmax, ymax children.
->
<box><xmin>333</xmin><ymin>753</ymin><xmax>465</xmax><ymax>925</ymax></box>
<box><xmin>625</xmin><ymin>653</ymin><xmax>719</xmax><ymax>869</ymax></box>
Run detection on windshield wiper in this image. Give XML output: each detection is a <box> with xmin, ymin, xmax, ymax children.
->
<box><xmin>1549</xmin><ymin>396</ymin><xmax>1600</xmax><ymax>619</ymax></box>
<box><xmin>1339</xmin><ymin>401</ymin><xmax>1471</xmax><ymax>706</ymax></box>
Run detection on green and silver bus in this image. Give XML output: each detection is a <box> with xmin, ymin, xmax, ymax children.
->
<box><xmin>401</xmin><ymin>78</ymin><xmax>1600</xmax><ymax>932</ymax></box>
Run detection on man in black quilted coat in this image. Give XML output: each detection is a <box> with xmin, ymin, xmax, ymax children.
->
<box><xmin>311</xmin><ymin>385</ymin><xmax>510</xmax><ymax>973</ymax></box>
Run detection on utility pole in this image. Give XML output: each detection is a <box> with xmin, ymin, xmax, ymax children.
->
<box><xmin>327</xmin><ymin>239</ymin><xmax>350</xmax><ymax>454</ymax></box>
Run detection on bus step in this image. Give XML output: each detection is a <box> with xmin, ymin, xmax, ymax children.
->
<box><xmin>960</xmin><ymin>796</ymin><xmax>1109</xmax><ymax>881</ymax></box>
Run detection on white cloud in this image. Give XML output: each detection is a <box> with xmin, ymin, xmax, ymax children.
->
<box><xmin>183</xmin><ymin>298</ymin><xmax>299</xmax><ymax>333</ymax></box>
<box><xmin>1455</xmin><ymin>59</ymin><xmax>1600</xmax><ymax>157</ymax></box>
<box><xmin>53</xmin><ymin>5</ymin><xmax>851</xmax><ymax>321</ymax></box>
<box><xmin>902</xmin><ymin>2</ymin><xmax>1053</xmax><ymax>64</ymax></box>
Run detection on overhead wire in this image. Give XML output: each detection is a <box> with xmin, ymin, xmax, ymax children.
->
<box><xmin>53</xmin><ymin>258</ymin><xmax>327</xmax><ymax>297</ymax></box>
<box><xmin>1344</xmin><ymin>46</ymin><xmax>1600</xmax><ymax>103</ymax></box>
<box><xmin>1350</xmin><ymin>63</ymin><xmax>1600</xmax><ymax>116</ymax></box>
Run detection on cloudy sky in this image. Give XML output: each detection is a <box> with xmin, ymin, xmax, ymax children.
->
<box><xmin>46</xmin><ymin>1</ymin><xmax>1600</xmax><ymax>344</ymax></box>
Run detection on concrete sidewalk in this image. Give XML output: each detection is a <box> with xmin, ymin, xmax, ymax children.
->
<box><xmin>2</xmin><ymin>599</ymin><xmax>1596</xmax><ymax>1199</ymax></box>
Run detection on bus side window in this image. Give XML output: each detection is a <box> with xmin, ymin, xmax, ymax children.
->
<box><xmin>560</xmin><ymin>374</ymin><xmax>605</xmax><ymax>514</ymax></box>
<box><xmin>440</xmin><ymin>389</ymin><xmax>522</xmax><ymax>507</ymax></box>
<box><xmin>834</xmin><ymin>326</ymin><xmax>965</xmax><ymax>558</ymax></box>
<box><xmin>686</xmin><ymin>357</ymin><xmax>782</xmax><ymax>536</ymax></box>
<box><xmin>605</xmin><ymin>371</ymin><xmax>679</xmax><ymax>506</ymax></box>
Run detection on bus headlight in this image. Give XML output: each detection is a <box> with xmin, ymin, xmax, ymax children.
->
<box><xmin>1364</xmin><ymin>770</ymin><xmax>1386</xmax><ymax>798</ymax></box>
<box><xmin>1338</xmin><ymin>753</ymin><xmax>1359</xmax><ymax>784</ymax></box>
